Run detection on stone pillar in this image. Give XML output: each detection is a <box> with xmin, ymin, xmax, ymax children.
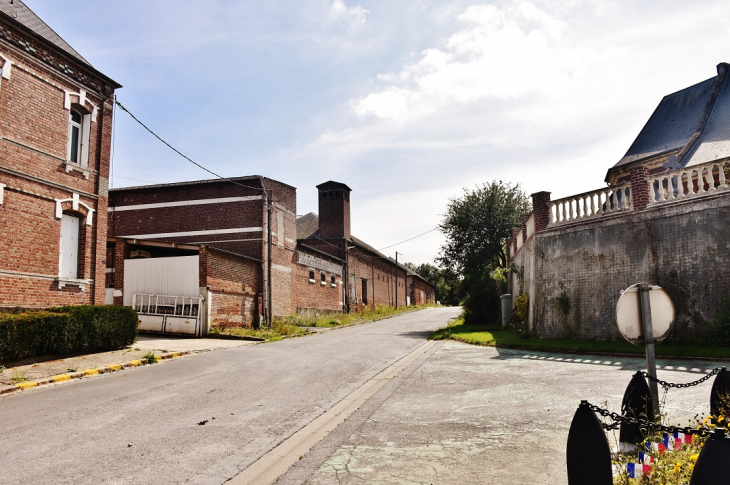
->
<box><xmin>531</xmin><ymin>191</ymin><xmax>552</xmax><ymax>233</ymax></box>
<box><xmin>630</xmin><ymin>166</ymin><xmax>650</xmax><ymax>211</ymax></box>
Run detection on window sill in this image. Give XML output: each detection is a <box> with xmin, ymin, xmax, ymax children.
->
<box><xmin>331</xmin><ymin>284</ymin><xmax>337</xmax><ymax>288</ymax></box>
<box><xmin>320</xmin><ymin>281</ymin><xmax>326</xmax><ymax>286</ymax></box>
<box><xmin>64</xmin><ymin>161</ymin><xmax>92</xmax><ymax>179</ymax></box>
<box><xmin>57</xmin><ymin>277</ymin><xmax>91</xmax><ymax>290</ymax></box>
<box><xmin>309</xmin><ymin>279</ymin><xmax>315</xmax><ymax>284</ymax></box>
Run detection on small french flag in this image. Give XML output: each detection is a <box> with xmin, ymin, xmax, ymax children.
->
<box><xmin>627</xmin><ymin>463</ymin><xmax>652</xmax><ymax>478</ymax></box>
<box><xmin>674</xmin><ymin>431</ymin><xmax>692</xmax><ymax>445</ymax></box>
<box><xmin>638</xmin><ymin>452</ymin><xmax>654</xmax><ymax>464</ymax></box>
<box><xmin>645</xmin><ymin>441</ymin><xmax>666</xmax><ymax>454</ymax></box>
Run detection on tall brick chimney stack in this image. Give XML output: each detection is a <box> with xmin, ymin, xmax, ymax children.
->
<box><xmin>316</xmin><ymin>181</ymin><xmax>352</xmax><ymax>240</ymax></box>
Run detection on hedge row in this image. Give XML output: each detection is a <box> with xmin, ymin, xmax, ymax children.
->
<box><xmin>0</xmin><ymin>305</ymin><xmax>138</xmax><ymax>363</ymax></box>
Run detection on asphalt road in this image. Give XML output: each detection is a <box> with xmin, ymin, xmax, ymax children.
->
<box><xmin>0</xmin><ymin>307</ymin><xmax>461</xmax><ymax>485</ymax></box>
<box><xmin>281</xmin><ymin>342</ymin><xmax>718</xmax><ymax>485</ymax></box>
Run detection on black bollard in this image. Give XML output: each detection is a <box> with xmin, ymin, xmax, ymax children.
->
<box><xmin>566</xmin><ymin>401</ymin><xmax>613</xmax><ymax>485</ymax></box>
<box><xmin>689</xmin><ymin>428</ymin><xmax>730</xmax><ymax>485</ymax></box>
<box><xmin>619</xmin><ymin>371</ymin><xmax>655</xmax><ymax>444</ymax></box>
<box><xmin>710</xmin><ymin>367</ymin><xmax>730</xmax><ymax>418</ymax></box>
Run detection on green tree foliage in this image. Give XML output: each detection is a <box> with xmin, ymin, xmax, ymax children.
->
<box><xmin>438</xmin><ymin>180</ymin><xmax>530</xmax><ymax>324</ymax></box>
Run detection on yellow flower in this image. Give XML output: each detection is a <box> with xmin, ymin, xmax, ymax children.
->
<box><xmin>690</xmin><ymin>453</ymin><xmax>700</xmax><ymax>462</ymax></box>
<box><xmin>719</xmin><ymin>415</ymin><xmax>725</xmax><ymax>423</ymax></box>
<box><xmin>674</xmin><ymin>463</ymin><xmax>681</xmax><ymax>474</ymax></box>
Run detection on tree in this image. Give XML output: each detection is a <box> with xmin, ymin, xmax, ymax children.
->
<box><xmin>438</xmin><ymin>180</ymin><xmax>530</xmax><ymax>324</ymax></box>
<box><xmin>438</xmin><ymin>180</ymin><xmax>530</xmax><ymax>276</ymax></box>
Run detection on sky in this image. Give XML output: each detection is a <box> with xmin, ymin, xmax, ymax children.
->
<box><xmin>25</xmin><ymin>0</ymin><xmax>730</xmax><ymax>266</ymax></box>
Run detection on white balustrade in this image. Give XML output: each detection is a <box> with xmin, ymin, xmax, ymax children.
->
<box><xmin>549</xmin><ymin>184</ymin><xmax>632</xmax><ymax>226</ymax></box>
<box><xmin>648</xmin><ymin>159</ymin><xmax>729</xmax><ymax>205</ymax></box>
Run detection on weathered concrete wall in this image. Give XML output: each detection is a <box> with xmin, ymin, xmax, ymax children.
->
<box><xmin>511</xmin><ymin>193</ymin><xmax>730</xmax><ymax>340</ymax></box>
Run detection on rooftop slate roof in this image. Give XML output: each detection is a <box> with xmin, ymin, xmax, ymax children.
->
<box><xmin>0</xmin><ymin>0</ymin><xmax>92</xmax><ymax>67</ymax></box>
<box><xmin>610</xmin><ymin>63</ymin><xmax>730</xmax><ymax>175</ymax></box>
<box><xmin>296</xmin><ymin>212</ymin><xmax>320</xmax><ymax>240</ymax></box>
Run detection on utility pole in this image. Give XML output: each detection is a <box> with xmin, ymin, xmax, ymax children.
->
<box><xmin>395</xmin><ymin>252</ymin><xmax>398</xmax><ymax>309</ymax></box>
<box><xmin>267</xmin><ymin>194</ymin><xmax>273</xmax><ymax>327</ymax></box>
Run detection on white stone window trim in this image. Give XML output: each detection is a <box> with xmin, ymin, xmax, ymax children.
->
<box><xmin>0</xmin><ymin>53</ymin><xmax>13</xmax><ymax>84</ymax></box>
<box><xmin>57</xmin><ymin>277</ymin><xmax>92</xmax><ymax>291</ymax></box>
<box><xmin>64</xmin><ymin>89</ymin><xmax>97</xmax><ymax>173</ymax></box>
<box><xmin>55</xmin><ymin>193</ymin><xmax>94</xmax><ymax>225</ymax></box>
<box><xmin>0</xmin><ymin>183</ymin><xmax>4</xmax><ymax>204</ymax></box>
<box><xmin>64</xmin><ymin>89</ymin><xmax>98</xmax><ymax>122</ymax></box>
<box><xmin>308</xmin><ymin>268</ymin><xmax>316</xmax><ymax>284</ymax></box>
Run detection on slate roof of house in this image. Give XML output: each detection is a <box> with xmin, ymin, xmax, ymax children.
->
<box><xmin>610</xmin><ymin>63</ymin><xmax>730</xmax><ymax>176</ymax></box>
<box><xmin>296</xmin><ymin>212</ymin><xmax>320</xmax><ymax>240</ymax></box>
<box><xmin>0</xmin><ymin>0</ymin><xmax>92</xmax><ymax>67</ymax></box>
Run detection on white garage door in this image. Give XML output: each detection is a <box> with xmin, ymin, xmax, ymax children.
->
<box><xmin>123</xmin><ymin>255</ymin><xmax>199</xmax><ymax>306</ymax></box>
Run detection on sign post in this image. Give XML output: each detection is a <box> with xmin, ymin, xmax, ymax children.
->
<box><xmin>616</xmin><ymin>283</ymin><xmax>675</xmax><ymax>417</ymax></box>
<box><xmin>638</xmin><ymin>283</ymin><xmax>660</xmax><ymax>416</ymax></box>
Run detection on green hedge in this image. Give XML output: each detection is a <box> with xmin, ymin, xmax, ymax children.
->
<box><xmin>0</xmin><ymin>305</ymin><xmax>138</xmax><ymax>363</ymax></box>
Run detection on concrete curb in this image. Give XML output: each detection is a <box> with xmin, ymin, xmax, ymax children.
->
<box><xmin>0</xmin><ymin>350</ymin><xmax>191</xmax><ymax>396</ymax></box>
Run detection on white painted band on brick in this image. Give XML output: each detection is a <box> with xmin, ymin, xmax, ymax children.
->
<box><xmin>271</xmin><ymin>263</ymin><xmax>292</xmax><ymax>273</ymax></box>
<box><xmin>119</xmin><ymin>227</ymin><xmax>263</xmax><ymax>240</ymax></box>
<box><xmin>108</xmin><ymin>196</ymin><xmax>263</xmax><ymax>212</ymax></box>
<box><xmin>0</xmin><ymin>268</ymin><xmax>94</xmax><ymax>282</ymax></box>
<box><xmin>0</xmin><ymin>183</ymin><xmax>4</xmax><ymax>204</ymax></box>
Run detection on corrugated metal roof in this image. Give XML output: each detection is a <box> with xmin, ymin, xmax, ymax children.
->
<box><xmin>0</xmin><ymin>0</ymin><xmax>92</xmax><ymax>67</ymax></box>
<box><xmin>614</xmin><ymin>77</ymin><xmax>716</xmax><ymax>168</ymax></box>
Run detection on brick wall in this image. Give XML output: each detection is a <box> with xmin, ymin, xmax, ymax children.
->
<box><xmin>513</xmin><ymin>193</ymin><xmax>730</xmax><ymax>340</ymax></box>
<box><xmin>203</xmin><ymin>247</ymin><xmax>261</xmax><ymax>328</ymax></box>
<box><xmin>347</xmin><ymin>248</ymin><xmax>408</xmax><ymax>311</ymax></box>
<box><xmin>291</xmin><ymin>246</ymin><xmax>343</xmax><ymax>315</ymax></box>
<box><xmin>410</xmin><ymin>277</ymin><xmax>435</xmax><ymax>305</ymax></box>
<box><xmin>109</xmin><ymin>177</ymin><xmax>298</xmax><ymax>316</ymax></box>
<box><xmin>0</xmin><ymin>23</ymin><xmax>117</xmax><ymax>307</ymax></box>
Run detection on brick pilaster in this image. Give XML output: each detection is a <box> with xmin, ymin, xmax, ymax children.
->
<box><xmin>512</xmin><ymin>227</ymin><xmax>520</xmax><ymax>253</ymax></box>
<box><xmin>630</xmin><ymin>166</ymin><xmax>650</xmax><ymax>211</ymax></box>
<box><xmin>113</xmin><ymin>241</ymin><xmax>126</xmax><ymax>305</ymax></box>
<box><xmin>531</xmin><ymin>191</ymin><xmax>552</xmax><ymax>233</ymax></box>
<box><xmin>520</xmin><ymin>214</ymin><xmax>529</xmax><ymax>243</ymax></box>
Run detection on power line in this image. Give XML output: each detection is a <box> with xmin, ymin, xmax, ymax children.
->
<box><xmin>113</xmin><ymin>99</ymin><xmax>265</xmax><ymax>194</ymax></box>
<box><xmin>378</xmin><ymin>228</ymin><xmax>439</xmax><ymax>251</ymax></box>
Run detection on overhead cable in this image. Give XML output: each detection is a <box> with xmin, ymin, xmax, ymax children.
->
<box><xmin>113</xmin><ymin>99</ymin><xmax>264</xmax><ymax>193</ymax></box>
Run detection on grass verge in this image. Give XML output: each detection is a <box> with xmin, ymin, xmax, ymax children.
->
<box><xmin>294</xmin><ymin>304</ymin><xmax>435</xmax><ymax>328</ymax></box>
<box><xmin>429</xmin><ymin>318</ymin><xmax>730</xmax><ymax>359</ymax></box>
<box><xmin>210</xmin><ymin>305</ymin><xmax>437</xmax><ymax>341</ymax></box>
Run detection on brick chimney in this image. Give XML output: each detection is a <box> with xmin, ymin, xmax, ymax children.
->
<box><xmin>316</xmin><ymin>181</ymin><xmax>352</xmax><ymax>240</ymax></box>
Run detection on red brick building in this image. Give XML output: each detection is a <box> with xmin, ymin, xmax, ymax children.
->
<box><xmin>108</xmin><ymin>176</ymin><xmax>296</xmax><ymax>324</ymax></box>
<box><xmin>0</xmin><ymin>2</ymin><xmax>120</xmax><ymax>307</ymax></box>
<box><xmin>109</xmin><ymin>177</ymin><xmax>435</xmax><ymax>327</ymax></box>
<box><xmin>296</xmin><ymin>181</ymin><xmax>435</xmax><ymax>313</ymax></box>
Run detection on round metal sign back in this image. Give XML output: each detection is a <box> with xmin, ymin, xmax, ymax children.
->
<box><xmin>616</xmin><ymin>283</ymin><xmax>675</xmax><ymax>346</ymax></box>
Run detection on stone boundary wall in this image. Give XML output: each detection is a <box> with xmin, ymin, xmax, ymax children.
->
<box><xmin>511</xmin><ymin>193</ymin><xmax>730</xmax><ymax>340</ymax></box>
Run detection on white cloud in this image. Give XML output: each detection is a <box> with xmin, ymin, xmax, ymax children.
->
<box><xmin>352</xmin><ymin>1</ymin><xmax>583</xmax><ymax>121</ymax></box>
<box><xmin>330</xmin><ymin>0</ymin><xmax>369</xmax><ymax>28</ymax></box>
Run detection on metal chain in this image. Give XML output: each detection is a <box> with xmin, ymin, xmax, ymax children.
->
<box><xmin>581</xmin><ymin>401</ymin><xmax>725</xmax><ymax>438</ymax></box>
<box><xmin>641</xmin><ymin>367</ymin><xmax>724</xmax><ymax>389</ymax></box>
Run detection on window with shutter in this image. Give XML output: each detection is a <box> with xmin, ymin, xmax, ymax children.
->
<box><xmin>59</xmin><ymin>214</ymin><xmax>80</xmax><ymax>279</ymax></box>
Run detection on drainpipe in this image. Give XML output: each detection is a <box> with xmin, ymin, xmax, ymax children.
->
<box><xmin>371</xmin><ymin>255</ymin><xmax>375</xmax><ymax>309</ymax></box>
<box><xmin>395</xmin><ymin>252</ymin><xmax>398</xmax><ymax>309</ymax></box>
<box><xmin>267</xmin><ymin>194</ymin><xmax>273</xmax><ymax>327</ymax></box>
